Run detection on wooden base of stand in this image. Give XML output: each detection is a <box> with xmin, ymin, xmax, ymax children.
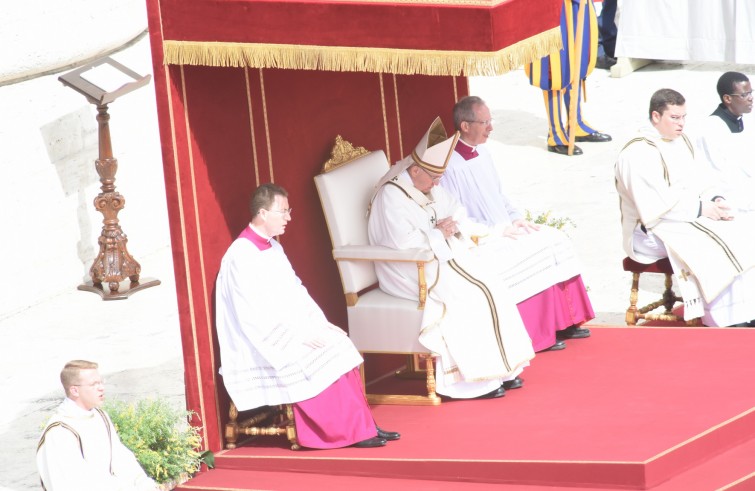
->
<box><xmin>78</xmin><ymin>277</ymin><xmax>161</xmax><ymax>300</ymax></box>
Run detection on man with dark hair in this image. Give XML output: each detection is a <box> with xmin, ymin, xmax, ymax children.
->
<box><xmin>442</xmin><ymin>96</ymin><xmax>594</xmax><ymax>353</ymax></box>
<box><xmin>695</xmin><ymin>71</ymin><xmax>754</xmax><ymax>212</ymax></box>
<box><xmin>215</xmin><ymin>183</ymin><xmax>398</xmax><ymax>449</ymax></box>
<box><xmin>615</xmin><ymin>88</ymin><xmax>755</xmax><ymax>327</ymax></box>
<box><xmin>37</xmin><ymin>360</ymin><xmax>159</xmax><ymax>490</ymax></box>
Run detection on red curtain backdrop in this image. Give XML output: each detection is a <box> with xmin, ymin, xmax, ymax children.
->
<box><xmin>146</xmin><ymin>0</ymin><xmax>561</xmax><ymax>452</ymax></box>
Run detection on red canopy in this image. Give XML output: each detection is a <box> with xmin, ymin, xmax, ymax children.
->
<box><xmin>158</xmin><ymin>0</ymin><xmax>562</xmax><ymax>75</ymax></box>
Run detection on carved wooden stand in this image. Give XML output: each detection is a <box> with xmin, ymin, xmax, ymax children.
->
<box><xmin>78</xmin><ymin>104</ymin><xmax>160</xmax><ymax>300</ymax></box>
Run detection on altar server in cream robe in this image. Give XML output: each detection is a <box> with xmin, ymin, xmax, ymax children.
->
<box><xmin>615</xmin><ymin>88</ymin><xmax>755</xmax><ymax>327</ymax></box>
<box><xmin>37</xmin><ymin>360</ymin><xmax>159</xmax><ymax>491</ymax></box>
<box><xmin>368</xmin><ymin>117</ymin><xmax>535</xmax><ymax>400</ymax></box>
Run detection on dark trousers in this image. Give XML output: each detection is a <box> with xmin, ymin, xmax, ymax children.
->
<box><xmin>598</xmin><ymin>0</ymin><xmax>617</xmax><ymax>58</ymax></box>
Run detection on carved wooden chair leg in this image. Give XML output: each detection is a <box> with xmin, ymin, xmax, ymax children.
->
<box><xmin>423</xmin><ymin>354</ymin><xmax>441</xmax><ymax>405</ymax></box>
<box><xmin>225</xmin><ymin>401</ymin><xmax>240</xmax><ymax>449</ymax></box>
<box><xmin>626</xmin><ymin>272</ymin><xmax>641</xmax><ymax>326</ymax></box>
<box><xmin>284</xmin><ymin>404</ymin><xmax>300</xmax><ymax>450</ymax></box>
<box><xmin>662</xmin><ymin>273</ymin><xmax>678</xmax><ymax>315</ymax></box>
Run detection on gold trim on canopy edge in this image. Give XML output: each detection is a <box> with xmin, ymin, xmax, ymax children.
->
<box><xmin>163</xmin><ymin>27</ymin><xmax>561</xmax><ymax>77</ymax></box>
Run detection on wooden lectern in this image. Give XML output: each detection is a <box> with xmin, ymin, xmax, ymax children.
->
<box><xmin>59</xmin><ymin>57</ymin><xmax>160</xmax><ymax>300</ymax></box>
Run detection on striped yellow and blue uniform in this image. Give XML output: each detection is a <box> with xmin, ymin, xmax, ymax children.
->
<box><xmin>525</xmin><ymin>0</ymin><xmax>600</xmax><ymax>146</ymax></box>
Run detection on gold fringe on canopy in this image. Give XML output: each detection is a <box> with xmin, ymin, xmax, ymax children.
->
<box><xmin>163</xmin><ymin>27</ymin><xmax>561</xmax><ymax>77</ymax></box>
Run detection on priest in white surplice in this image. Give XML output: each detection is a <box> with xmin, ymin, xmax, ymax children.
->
<box><xmin>368</xmin><ymin>118</ymin><xmax>536</xmax><ymax>399</ymax></box>
<box><xmin>441</xmin><ymin>96</ymin><xmax>595</xmax><ymax>353</ymax></box>
<box><xmin>615</xmin><ymin>88</ymin><xmax>755</xmax><ymax>327</ymax></box>
<box><xmin>37</xmin><ymin>360</ymin><xmax>159</xmax><ymax>491</ymax></box>
<box><xmin>694</xmin><ymin>71</ymin><xmax>755</xmax><ymax>213</ymax></box>
<box><xmin>215</xmin><ymin>183</ymin><xmax>398</xmax><ymax>448</ymax></box>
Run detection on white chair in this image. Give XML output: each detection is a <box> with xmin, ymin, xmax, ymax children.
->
<box><xmin>314</xmin><ymin>136</ymin><xmax>441</xmax><ymax>405</ymax></box>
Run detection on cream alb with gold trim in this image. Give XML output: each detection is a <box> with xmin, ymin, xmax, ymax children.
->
<box><xmin>615</xmin><ymin>125</ymin><xmax>755</xmax><ymax>326</ymax></box>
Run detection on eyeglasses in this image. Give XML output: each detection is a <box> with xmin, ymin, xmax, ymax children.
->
<box><xmin>728</xmin><ymin>91</ymin><xmax>753</xmax><ymax>99</ymax></box>
<box><xmin>73</xmin><ymin>380</ymin><xmax>105</xmax><ymax>388</ymax></box>
<box><xmin>465</xmin><ymin>119</ymin><xmax>494</xmax><ymax>126</ymax></box>
<box><xmin>266</xmin><ymin>208</ymin><xmax>293</xmax><ymax>215</ymax></box>
<box><xmin>419</xmin><ymin>167</ymin><xmax>443</xmax><ymax>183</ymax></box>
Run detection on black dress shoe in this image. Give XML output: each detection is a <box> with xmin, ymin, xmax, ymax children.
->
<box><xmin>556</xmin><ymin>325</ymin><xmax>591</xmax><ymax>340</ymax></box>
<box><xmin>548</xmin><ymin>144</ymin><xmax>583</xmax><ymax>156</ymax></box>
<box><xmin>502</xmin><ymin>376</ymin><xmax>524</xmax><ymax>390</ymax></box>
<box><xmin>353</xmin><ymin>437</ymin><xmax>387</xmax><ymax>448</ymax></box>
<box><xmin>473</xmin><ymin>386</ymin><xmax>506</xmax><ymax>399</ymax></box>
<box><xmin>595</xmin><ymin>55</ymin><xmax>617</xmax><ymax>69</ymax></box>
<box><xmin>376</xmin><ymin>427</ymin><xmax>401</xmax><ymax>441</ymax></box>
<box><xmin>575</xmin><ymin>132</ymin><xmax>612</xmax><ymax>143</ymax></box>
<box><xmin>539</xmin><ymin>340</ymin><xmax>566</xmax><ymax>352</ymax></box>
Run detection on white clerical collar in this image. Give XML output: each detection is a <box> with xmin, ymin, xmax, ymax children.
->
<box><xmin>249</xmin><ymin>223</ymin><xmax>272</xmax><ymax>242</ymax></box>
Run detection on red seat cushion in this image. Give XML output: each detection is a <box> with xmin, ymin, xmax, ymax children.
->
<box><xmin>622</xmin><ymin>257</ymin><xmax>673</xmax><ymax>274</ymax></box>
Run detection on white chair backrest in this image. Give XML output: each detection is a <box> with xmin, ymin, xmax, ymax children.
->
<box><xmin>314</xmin><ymin>150</ymin><xmax>390</xmax><ymax>295</ymax></box>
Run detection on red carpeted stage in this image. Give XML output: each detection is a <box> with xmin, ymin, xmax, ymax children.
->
<box><xmin>177</xmin><ymin>326</ymin><xmax>755</xmax><ymax>491</ymax></box>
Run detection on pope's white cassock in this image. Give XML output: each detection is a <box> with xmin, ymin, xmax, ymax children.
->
<box><xmin>615</xmin><ymin>125</ymin><xmax>755</xmax><ymax>326</ymax></box>
<box><xmin>694</xmin><ymin>107</ymin><xmax>755</xmax><ymax>213</ymax></box>
<box><xmin>368</xmin><ymin>119</ymin><xmax>535</xmax><ymax>399</ymax></box>
<box><xmin>37</xmin><ymin>398</ymin><xmax>157</xmax><ymax>491</ymax></box>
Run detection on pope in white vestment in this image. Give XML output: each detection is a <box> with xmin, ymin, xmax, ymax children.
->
<box><xmin>368</xmin><ymin>118</ymin><xmax>535</xmax><ymax>399</ymax></box>
<box><xmin>615</xmin><ymin>88</ymin><xmax>755</xmax><ymax>327</ymax></box>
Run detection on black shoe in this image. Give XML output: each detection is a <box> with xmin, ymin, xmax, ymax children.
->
<box><xmin>353</xmin><ymin>437</ymin><xmax>387</xmax><ymax>448</ymax></box>
<box><xmin>540</xmin><ymin>340</ymin><xmax>566</xmax><ymax>352</ymax></box>
<box><xmin>376</xmin><ymin>427</ymin><xmax>401</xmax><ymax>441</ymax></box>
<box><xmin>728</xmin><ymin>322</ymin><xmax>753</xmax><ymax>327</ymax></box>
<box><xmin>595</xmin><ymin>56</ymin><xmax>617</xmax><ymax>69</ymax></box>
<box><xmin>557</xmin><ymin>325</ymin><xmax>591</xmax><ymax>340</ymax></box>
<box><xmin>473</xmin><ymin>386</ymin><xmax>506</xmax><ymax>399</ymax></box>
<box><xmin>548</xmin><ymin>144</ymin><xmax>583</xmax><ymax>156</ymax></box>
<box><xmin>575</xmin><ymin>132</ymin><xmax>612</xmax><ymax>143</ymax></box>
<box><xmin>502</xmin><ymin>376</ymin><xmax>524</xmax><ymax>390</ymax></box>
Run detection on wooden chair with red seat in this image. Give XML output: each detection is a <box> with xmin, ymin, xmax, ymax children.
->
<box><xmin>622</xmin><ymin>257</ymin><xmax>700</xmax><ymax>326</ymax></box>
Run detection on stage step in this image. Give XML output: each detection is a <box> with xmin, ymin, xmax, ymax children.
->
<box><xmin>178</xmin><ymin>437</ymin><xmax>755</xmax><ymax>491</ymax></box>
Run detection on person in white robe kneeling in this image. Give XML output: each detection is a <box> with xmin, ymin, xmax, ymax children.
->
<box><xmin>368</xmin><ymin>117</ymin><xmax>536</xmax><ymax>400</ymax></box>
<box><xmin>615</xmin><ymin>88</ymin><xmax>755</xmax><ymax>327</ymax></box>
<box><xmin>36</xmin><ymin>360</ymin><xmax>159</xmax><ymax>491</ymax></box>
<box><xmin>215</xmin><ymin>183</ymin><xmax>398</xmax><ymax>449</ymax></box>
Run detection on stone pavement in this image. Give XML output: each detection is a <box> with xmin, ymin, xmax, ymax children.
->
<box><xmin>1</xmin><ymin>32</ymin><xmax>750</xmax><ymax>490</ymax></box>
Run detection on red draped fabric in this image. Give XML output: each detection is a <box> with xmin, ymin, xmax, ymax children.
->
<box><xmin>146</xmin><ymin>0</ymin><xmax>561</xmax><ymax>451</ymax></box>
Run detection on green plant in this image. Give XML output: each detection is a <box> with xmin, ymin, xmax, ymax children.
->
<box><xmin>104</xmin><ymin>398</ymin><xmax>211</xmax><ymax>486</ymax></box>
<box><xmin>524</xmin><ymin>209</ymin><xmax>577</xmax><ymax>231</ymax></box>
